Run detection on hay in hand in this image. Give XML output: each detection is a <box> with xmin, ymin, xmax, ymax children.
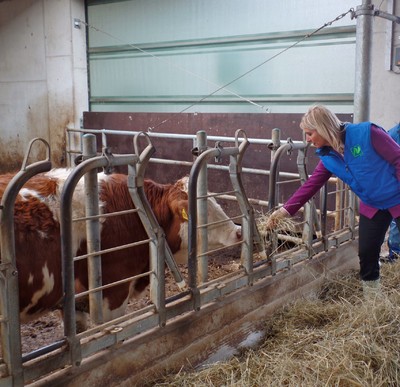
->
<box><xmin>256</xmin><ymin>210</ymin><xmax>302</xmax><ymax>253</ymax></box>
<box><xmin>150</xmin><ymin>261</ymin><xmax>400</xmax><ymax>386</ymax></box>
<box><xmin>256</xmin><ymin>209</ymin><xmax>299</xmax><ymax>235</ymax></box>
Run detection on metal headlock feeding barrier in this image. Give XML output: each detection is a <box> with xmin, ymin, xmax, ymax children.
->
<box><xmin>2</xmin><ymin>0</ymin><xmax>400</xmax><ymax>384</ymax></box>
<box><xmin>0</xmin><ymin>127</ymin><xmax>361</xmax><ymax>386</ymax></box>
<box><xmin>1</xmin><ymin>123</ymin><xmax>360</xmax><ymax>386</ymax></box>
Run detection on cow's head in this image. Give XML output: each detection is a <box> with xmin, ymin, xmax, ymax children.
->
<box><xmin>172</xmin><ymin>177</ymin><xmax>242</xmax><ymax>264</ymax></box>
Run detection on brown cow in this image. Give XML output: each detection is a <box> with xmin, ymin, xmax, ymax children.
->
<box><xmin>1</xmin><ymin>169</ymin><xmax>241</xmax><ymax>328</ymax></box>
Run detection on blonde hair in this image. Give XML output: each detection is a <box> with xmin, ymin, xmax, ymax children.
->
<box><xmin>300</xmin><ymin>105</ymin><xmax>344</xmax><ymax>153</ymax></box>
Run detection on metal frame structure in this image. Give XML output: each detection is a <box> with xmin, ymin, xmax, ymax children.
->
<box><xmin>0</xmin><ymin>127</ymin><xmax>358</xmax><ymax>386</ymax></box>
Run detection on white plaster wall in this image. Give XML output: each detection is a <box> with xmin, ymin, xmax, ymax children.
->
<box><xmin>370</xmin><ymin>0</ymin><xmax>400</xmax><ymax>129</ymax></box>
<box><xmin>0</xmin><ymin>0</ymin><xmax>87</xmax><ymax>171</ymax></box>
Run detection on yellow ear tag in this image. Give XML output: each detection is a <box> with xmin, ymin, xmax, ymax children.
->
<box><xmin>182</xmin><ymin>208</ymin><xmax>189</xmax><ymax>221</ymax></box>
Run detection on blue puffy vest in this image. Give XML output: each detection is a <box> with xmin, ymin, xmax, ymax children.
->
<box><xmin>316</xmin><ymin>122</ymin><xmax>400</xmax><ymax>209</ymax></box>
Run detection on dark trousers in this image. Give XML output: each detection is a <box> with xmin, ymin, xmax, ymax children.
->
<box><xmin>359</xmin><ymin>211</ymin><xmax>400</xmax><ymax>281</ymax></box>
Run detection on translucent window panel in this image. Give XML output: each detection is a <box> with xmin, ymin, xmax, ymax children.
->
<box><xmin>88</xmin><ymin>0</ymin><xmax>356</xmax><ymax>46</ymax></box>
<box><xmin>87</xmin><ymin>0</ymin><xmax>356</xmax><ymax>113</ymax></box>
<box><xmin>90</xmin><ymin>39</ymin><xmax>355</xmax><ymax>96</ymax></box>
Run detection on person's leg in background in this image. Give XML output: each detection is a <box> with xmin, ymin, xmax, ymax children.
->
<box><xmin>389</xmin><ymin>218</ymin><xmax>400</xmax><ymax>261</ymax></box>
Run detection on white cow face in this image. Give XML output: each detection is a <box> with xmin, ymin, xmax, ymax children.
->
<box><xmin>173</xmin><ymin>177</ymin><xmax>242</xmax><ymax>264</ymax></box>
<box><xmin>203</xmin><ymin>196</ymin><xmax>242</xmax><ymax>249</ymax></box>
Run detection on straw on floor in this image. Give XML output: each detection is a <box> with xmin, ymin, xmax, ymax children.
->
<box><xmin>150</xmin><ymin>261</ymin><xmax>400</xmax><ymax>386</ymax></box>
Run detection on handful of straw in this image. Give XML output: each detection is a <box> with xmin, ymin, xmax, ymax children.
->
<box><xmin>256</xmin><ymin>210</ymin><xmax>302</xmax><ymax>253</ymax></box>
<box><xmin>256</xmin><ymin>210</ymin><xmax>298</xmax><ymax>235</ymax></box>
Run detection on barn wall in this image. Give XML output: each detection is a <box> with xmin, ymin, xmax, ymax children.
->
<box><xmin>0</xmin><ymin>0</ymin><xmax>87</xmax><ymax>173</ymax></box>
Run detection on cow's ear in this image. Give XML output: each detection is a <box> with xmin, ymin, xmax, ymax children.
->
<box><xmin>175</xmin><ymin>176</ymin><xmax>189</xmax><ymax>193</ymax></box>
<box><xmin>181</xmin><ymin>207</ymin><xmax>188</xmax><ymax>221</ymax></box>
<box><xmin>174</xmin><ymin>200</ymin><xmax>189</xmax><ymax>222</ymax></box>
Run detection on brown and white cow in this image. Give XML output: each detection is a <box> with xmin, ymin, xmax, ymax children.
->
<box><xmin>0</xmin><ymin>169</ymin><xmax>241</xmax><ymax>327</ymax></box>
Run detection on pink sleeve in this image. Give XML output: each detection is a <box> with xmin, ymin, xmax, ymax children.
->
<box><xmin>371</xmin><ymin>124</ymin><xmax>400</xmax><ymax>180</ymax></box>
<box><xmin>283</xmin><ymin>161</ymin><xmax>332</xmax><ymax>216</ymax></box>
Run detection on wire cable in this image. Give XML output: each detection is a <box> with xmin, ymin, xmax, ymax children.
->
<box><xmin>77</xmin><ymin>8</ymin><xmax>355</xmax><ymax>132</ymax></box>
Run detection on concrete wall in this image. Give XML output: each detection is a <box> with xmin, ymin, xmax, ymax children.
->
<box><xmin>0</xmin><ymin>0</ymin><xmax>87</xmax><ymax>172</ymax></box>
<box><xmin>370</xmin><ymin>0</ymin><xmax>400</xmax><ymax>129</ymax></box>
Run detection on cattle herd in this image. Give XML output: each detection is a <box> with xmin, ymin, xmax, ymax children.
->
<box><xmin>0</xmin><ymin>169</ymin><xmax>241</xmax><ymax>331</ymax></box>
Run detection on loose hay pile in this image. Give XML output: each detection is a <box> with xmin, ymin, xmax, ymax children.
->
<box><xmin>151</xmin><ymin>261</ymin><xmax>400</xmax><ymax>386</ymax></box>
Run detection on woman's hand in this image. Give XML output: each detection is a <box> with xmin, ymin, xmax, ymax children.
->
<box><xmin>265</xmin><ymin>207</ymin><xmax>290</xmax><ymax>230</ymax></box>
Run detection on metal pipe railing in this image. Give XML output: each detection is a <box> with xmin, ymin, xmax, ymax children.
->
<box><xmin>0</xmin><ymin>138</ymin><xmax>51</xmax><ymax>387</ymax></box>
<box><xmin>0</xmin><ymin>128</ymin><xmax>360</xmax><ymax>386</ymax></box>
<box><xmin>82</xmin><ymin>134</ymin><xmax>103</xmax><ymax>324</ymax></box>
<box><xmin>60</xmin><ymin>152</ymin><xmax>140</xmax><ymax>367</ymax></box>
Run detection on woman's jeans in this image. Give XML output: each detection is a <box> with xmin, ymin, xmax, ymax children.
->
<box><xmin>359</xmin><ymin>211</ymin><xmax>400</xmax><ymax>281</ymax></box>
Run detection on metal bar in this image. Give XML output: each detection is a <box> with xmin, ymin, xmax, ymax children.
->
<box><xmin>197</xmin><ymin>214</ymin><xmax>243</xmax><ymax>229</ymax></box>
<box><xmin>82</xmin><ymin>134</ymin><xmax>104</xmax><ymax>325</ymax></box>
<box><xmin>22</xmin><ymin>340</ymin><xmax>66</xmax><ymax>363</ymax></box>
<box><xmin>75</xmin><ymin>269</ymin><xmax>153</xmax><ymax>299</ymax></box>
<box><xmin>90</xmin><ymin>94</ymin><xmax>354</xmax><ymax>105</ymax></box>
<box><xmin>384</xmin><ymin>0</ymin><xmax>395</xmax><ymax>71</ymax></box>
<box><xmin>130</xmin><ymin>133</ymin><xmax>169</xmax><ymax>323</ymax></box>
<box><xmin>0</xmin><ymin>138</ymin><xmax>51</xmax><ymax>386</ymax></box>
<box><xmin>268</xmin><ymin>140</ymin><xmax>308</xmax><ymax>210</ymax></box>
<box><xmin>320</xmin><ymin>183</ymin><xmax>329</xmax><ymax>250</ymax></box>
<box><xmin>60</xmin><ymin>153</ymin><xmax>139</xmax><ymax>368</ymax></box>
<box><xmin>88</xmin><ymin>25</ymin><xmax>356</xmax><ymax>54</ymax></box>
<box><xmin>374</xmin><ymin>9</ymin><xmax>400</xmax><ymax>24</ymax></box>
<box><xmin>268</xmin><ymin>128</ymin><xmax>281</xmax><ymax>269</ymax></box>
<box><xmin>197</xmin><ymin>190</ymin><xmax>237</xmax><ymax>199</ymax></box>
<box><xmin>73</xmin><ymin>207</ymin><xmax>139</xmax><ymax>222</ymax></box>
<box><xmin>335</xmin><ymin>180</ymin><xmax>344</xmax><ymax>230</ymax></box>
<box><xmin>353</xmin><ymin>0</ymin><xmax>374</xmax><ymax>122</ymax></box>
<box><xmin>74</xmin><ymin>239</ymin><xmax>151</xmax><ymax>262</ymax></box>
<box><xmin>296</xmin><ymin>146</ymin><xmax>320</xmax><ymax>248</ymax></box>
<box><xmin>130</xmin><ymin>132</ymin><xmax>186</xmax><ymax>289</ymax></box>
<box><xmin>67</xmin><ymin>126</ymin><xmax>302</xmax><ymax>146</ymax></box>
<box><xmin>197</xmin><ymin>240</ymin><xmax>244</xmax><ymax>258</ymax></box>
<box><xmin>187</xmin><ymin>146</ymin><xmax>240</xmax><ymax>309</ymax></box>
<box><xmin>230</xmin><ymin>129</ymin><xmax>256</xmax><ymax>278</ymax></box>
<box><xmin>196</xmin><ymin>131</ymin><xmax>209</xmax><ymax>284</ymax></box>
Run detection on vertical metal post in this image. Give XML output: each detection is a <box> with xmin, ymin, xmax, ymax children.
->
<box><xmin>230</xmin><ymin>130</ymin><xmax>254</xmax><ymax>282</ymax></box>
<box><xmin>270</xmin><ymin>128</ymin><xmax>281</xmax><ymax>208</ymax></box>
<box><xmin>268</xmin><ymin>128</ymin><xmax>281</xmax><ymax>266</ymax></box>
<box><xmin>0</xmin><ymin>149</ymin><xmax>51</xmax><ymax>386</ymax></box>
<box><xmin>82</xmin><ymin>134</ymin><xmax>103</xmax><ymax>324</ymax></box>
<box><xmin>61</xmin><ymin>153</ymin><xmax>138</xmax><ymax>368</ymax></box>
<box><xmin>320</xmin><ymin>184</ymin><xmax>328</xmax><ymax>251</ymax></box>
<box><xmin>335</xmin><ymin>180</ymin><xmax>344</xmax><ymax>231</ymax></box>
<box><xmin>297</xmin><ymin>147</ymin><xmax>316</xmax><ymax>255</ymax></box>
<box><xmin>354</xmin><ymin>0</ymin><xmax>374</xmax><ymax>122</ymax></box>
<box><xmin>196</xmin><ymin>131</ymin><xmax>208</xmax><ymax>284</ymax></box>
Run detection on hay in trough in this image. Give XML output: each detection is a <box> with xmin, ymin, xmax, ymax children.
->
<box><xmin>150</xmin><ymin>261</ymin><xmax>400</xmax><ymax>386</ymax></box>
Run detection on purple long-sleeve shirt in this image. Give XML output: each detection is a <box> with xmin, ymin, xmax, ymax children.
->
<box><xmin>283</xmin><ymin>125</ymin><xmax>400</xmax><ymax>219</ymax></box>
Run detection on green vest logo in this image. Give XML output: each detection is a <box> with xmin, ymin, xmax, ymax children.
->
<box><xmin>351</xmin><ymin>145</ymin><xmax>363</xmax><ymax>157</ymax></box>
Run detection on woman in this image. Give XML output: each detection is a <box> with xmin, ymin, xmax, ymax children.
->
<box><xmin>267</xmin><ymin>105</ymin><xmax>400</xmax><ymax>296</ymax></box>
